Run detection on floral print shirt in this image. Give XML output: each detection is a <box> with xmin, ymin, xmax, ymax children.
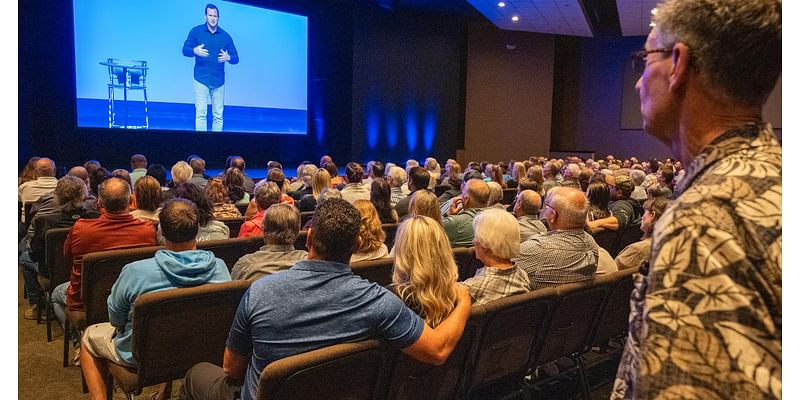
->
<box><xmin>612</xmin><ymin>123</ymin><xmax>782</xmax><ymax>399</ymax></box>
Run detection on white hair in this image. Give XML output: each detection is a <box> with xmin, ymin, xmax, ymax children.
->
<box><xmin>472</xmin><ymin>208</ymin><xmax>520</xmax><ymax>260</ymax></box>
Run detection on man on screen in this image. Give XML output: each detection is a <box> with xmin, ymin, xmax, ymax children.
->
<box><xmin>182</xmin><ymin>3</ymin><xmax>239</xmax><ymax>132</ymax></box>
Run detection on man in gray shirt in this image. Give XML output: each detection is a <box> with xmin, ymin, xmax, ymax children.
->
<box><xmin>513</xmin><ymin>190</ymin><xmax>547</xmax><ymax>242</ymax></box>
<box><xmin>231</xmin><ymin>204</ymin><xmax>307</xmax><ymax>281</ymax></box>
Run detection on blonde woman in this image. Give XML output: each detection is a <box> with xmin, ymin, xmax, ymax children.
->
<box><xmin>462</xmin><ymin>208</ymin><xmax>530</xmax><ymax>305</ymax></box>
<box><xmin>350</xmin><ymin>200</ymin><xmax>389</xmax><ymax>263</ymax></box>
<box><xmin>392</xmin><ymin>215</ymin><xmax>459</xmax><ymax>327</ymax></box>
<box><xmin>408</xmin><ymin>189</ymin><xmax>442</xmax><ymax>225</ymax></box>
<box><xmin>297</xmin><ymin>168</ymin><xmax>331</xmax><ymax>212</ymax></box>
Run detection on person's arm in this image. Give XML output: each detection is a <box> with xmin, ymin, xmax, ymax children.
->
<box><xmin>222</xmin><ymin>347</ymin><xmax>248</xmax><ymax>384</ymax></box>
<box><xmin>586</xmin><ymin>215</ymin><xmax>619</xmax><ymax>233</ymax></box>
<box><xmin>182</xmin><ymin>27</ymin><xmax>198</xmax><ymax>57</ymax></box>
<box><xmin>225</xmin><ymin>35</ymin><xmax>239</xmax><ymax>64</ymax></box>
<box><xmin>401</xmin><ymin>285</ymin><xmax>472</xmax><ymax>365</ymax></box>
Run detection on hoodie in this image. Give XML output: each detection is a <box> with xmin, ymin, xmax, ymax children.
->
<box><xmin>107</xmin><ymin>249</ymin><xmax>231</xmax><ymax>367</ymax></box>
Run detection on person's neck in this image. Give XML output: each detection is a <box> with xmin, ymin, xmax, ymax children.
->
<box><xmin>676</xmin><ymin>85</ymin><xmax>762</xmax><ymax>164</ymax></box>
<box><xmin>207</xmin><ymin>23</ymin><xmax>217</xmax><ymax>33</ymax></box>
<box><xmin>165</xmin><ymin>240</ymin><xmax>197</xmax><ymax>252</ymax></box>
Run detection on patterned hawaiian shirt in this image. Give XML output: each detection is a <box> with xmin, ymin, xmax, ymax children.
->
<box><xmin>612</xmin><ymin>123</ymin><xmax>782</xmax><ymax>399</ymax></box>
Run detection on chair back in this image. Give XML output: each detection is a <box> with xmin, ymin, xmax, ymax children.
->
<box><xmin>463</xmin><ymin>287</ymin><xmax>557</xmax><ymax>398</ymax></box>
<box><xmin>235</xmin><ymin>203</ymin><xmax>249</xmax><ymax>216</ymax></box>
<box><xmin>591</xmin><ymin>268</ymin><xmax>636</xmax><ymax>346</ymax></box>
<box><xmin>434</xmin><ymin>185</ymin><xmax>448</xmax><ymax>197</ymax></box>
<box><xmin>350</xmin><ymin>257</ymin><xmax>394</xmax><ymax>287</ymax></box>
<box><xmin>501</xmin><ymin>189</ymin><xmax>517</xmax><ymax>205</ymax></box>
<box><xmin>299</xmin><ymin>211</ymin><xmax>315</xmax><ymax>227</ymax></box>
<box><xmin>82</xmin><ymin>246</ymin><xmax>161</xmax><ymax>326</ymax></box>
<box><xmin>387</xmin><ymin>307</ymin><xmax>487</xmax><ymax>400</ymax></box>
<box><xmin>531</xmin><ymin>281</ymin><xmax>608</xmax><ymax>366</ymax></box>
<box><xmin>381</xmin><ymin>223</ymin><xmax>400</xmax><ymax>249</ymax></box>
<box><xmin>612</xmin><ymin>224</ymin><xmax>644</xmax><ymax>257</ymax></box>
<box><xmin>107</xmin><ymin>58</ymin><xmax>147</xmax><ymax>87</ymax></box>
<box><xmin>452</xmin><ymin>247</ymin><xmax>482</xmax><ymax>281</ymax></box>
<box><xmin>131</xmin><ymin>280</ymin><xmax>250</xmax><ymax>389</ymax></box>
<box><xmin>256</xmin><ymin>339</ymin><xmax>394</xmax><ymax>400</ymax></box>
<box><xmin>592</xmin><ymin>230</ymin><xmax>617</xmax><ymax>255</ymax></box>
<box><xmin>294</xmin><ymin>230</ymin><xmax>309</xmax><ymax>251</ymax></box>
<box><xmin>197</xmin><ymin>235</ymin><xmax>263</xmax><ymax>270</ymax></box>
<box><xmin>44</xmin><ymin>227</ymin><xmax>72</xmax><ymax>292</ymax></box>
<box><xmin>218</xmin><ymin>217</ymin><xmax>246</xmax><ymax>238</ymax></box>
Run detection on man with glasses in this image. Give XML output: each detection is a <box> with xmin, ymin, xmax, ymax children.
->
<box><xmin>612</xmin><ymin>1</ymin><xmax>781</xmax><ymax>399</ymax></box>
<box><xmin>513</xmin><ymin>187</ymin><xmax>597</xmax><ymax>290</ymax></box>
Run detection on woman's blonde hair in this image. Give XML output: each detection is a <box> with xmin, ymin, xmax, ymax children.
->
<box><xmin>312</xmin><ymin>169</ymin><xmax>332</xmax><ymax>199</ymax></box>
<box><xmin>353</xmin><ymin>200</ymin><xmax>386</xmax><ymax>253</ymax></box>
<box><xmin>392</xmin><ymin>215</ymin><xmax>458</xmax><ymax>328</ymax></box>
<box><xmin>409</xmin><ymin>190</ymin><xmax>442</xmax><ymax>225</ymax></box>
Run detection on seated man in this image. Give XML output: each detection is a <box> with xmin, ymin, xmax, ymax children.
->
<box><xmin>80</xmin><ymin>199</ymin><xmax>231</xmax><ymax>399</ymax></box>
<box><xmin>441</xmin><ymin>178</ymin><xmax>490</xmax><ymax>247</ymax></box>
<box><xmin>238</xmin><ymin>182</ymin><xmax>281</xmax><ymax>238</ymax></box>
<box><xmin>514</xmin><ymin>189</ymin><xmax>547</xmax><ymax>242</ymax></box>
<box><xmin>181</xmin><ymin>198</ymin><xmax>472</xmax><ymax>400</ymax></box>
<box><xmin>339</xmin><ymin>162</ymin><xmax>371</xmax><ymax>204</ymax></box>
<box><xmin>586</xmin><ymin>174</ymin><xmax>643</xmax><ymax>233</ymax></box>
<box><xmin>514</xmin><ymin>187</ymin><xmax>598</xmax><ymax>290</ymax></box>
<box><xmin>231</xmin><ymin>203</ymin><xmax>308</xmax><ymax>281</ymax></box>
<box><xmin>394</xmin><ymin>166</ymin><xmax>431</xmax><ymax>219</ymax></box>
<box><xmin>51</xmin><ymin>178</ymin><xmax>157</xmax><ymax>334</ymax></box>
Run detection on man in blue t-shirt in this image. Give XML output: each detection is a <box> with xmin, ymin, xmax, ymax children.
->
<box><xmin>181</xmin><ymin>198</ymin><xmax>472</xmax><ymax>400</ymax></box>
<box><xmin>182</xmin><ymin>3</ymin><xmax>239</xmax><ymax>132</ymax></box>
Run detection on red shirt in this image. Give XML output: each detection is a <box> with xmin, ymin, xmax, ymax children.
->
<box><xmin>238</xmin><ymin>209</ymin><xmax>266</xmax><ymax>239</ymax></box>
<box><xmin>65</xmin><ymin>212</ymin><xmax>157</xmax><ymax>311</ymax></box>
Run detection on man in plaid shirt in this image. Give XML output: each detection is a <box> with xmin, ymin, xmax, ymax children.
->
<box><xmin>513</xmin><ymin>187</ymin><xmax>598</xmax><ymax>290</ymax></box>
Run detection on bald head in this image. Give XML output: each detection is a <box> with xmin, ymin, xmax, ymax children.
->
<box><xmin>514</xmin><ymin>190</ymin><xmax>542</xmax><ymax>217</ymax></box>
<box><xmin>463</xmin><ymin>179</ymin><xmax>490</xmax><ymax>208</ymax></box>
<box><xmin>68</xmin><ymin>166</ymin><xmax>89</xmax><ymax>184</ymax></box>
<box><xmin>545</xmin><ymin>187</ymin><xmax>588</xmax><ymax>230</ymax></box>
<box><xmin>98</xmin><ymin>177</ymin><xmax>131</xmax><ymax>213</ymax></box>
<box><xmin>36</xmin><ymin>158</ymin><xmax>56</xmax><ymax>177</ymax></box>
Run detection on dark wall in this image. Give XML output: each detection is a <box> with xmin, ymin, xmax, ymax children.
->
<box><xmin>351</xmin><ymin>4</ymin><xmax>467</xmax><ymax>165</ymax></box>
<box><xmin>19</xmin><ymin>0</ymin><xmax>355</xmax><ymax>173</ymax></box>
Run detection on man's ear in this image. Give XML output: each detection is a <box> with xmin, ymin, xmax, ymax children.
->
<box><xmin>669</xmin><ymin>43</ymin><xmax>690</xmax><ymax>93</ymax></box>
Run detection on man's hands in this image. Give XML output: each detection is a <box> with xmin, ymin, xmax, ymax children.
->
<box><xmin>218</xmin><ymin>49</ymin><xmax>231</xmax><ymax>63</ymax></box>
<box><xmin>193</xmin><ymin>44</ymin><xmax>209</xmax><ymax>57</ymax></box>
<box><xmin>448</xmin><ymin>197</ymin><xmax>464</xmax><ymax>216</ymax></box>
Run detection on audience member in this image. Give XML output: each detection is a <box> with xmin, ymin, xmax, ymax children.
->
<box><xmin>629</xmin><ymin>169</ymin><xmax>647</xmax><ymax>202</ymax></box>
<box><xmin>83</xmin><ymin>160</ymin><xmax>102</xmax><ymax>175</ymax></box>
<box><xmin>484</xmin><ymin>163</ymin><xmax>507</xmax><ymax>189</ymax></box>
<box><xmin>439</xmin><ymin>170</ymin><xmax>484</xmax><ymax>217</ymax></box>
<box><xmin>423</xmin><ymin>157</ymin><xmax>441</xmax><ymax>190</ymax></box>
<box><xmin>395</xmin><ymin>166</ymin><xmax>431</xmax><ymax>219</ymax></box>
<box><xmin>514</xmin><ymin>187</ymin><xmax>597</xmax><ymax>289</ymax></box>
<box><xmin>189</xmin><ymin>157</ymin><xmax>209</xmax><ymax>189</ymax></box>
<box><xmin>160</xmin><ymin>182</ymin><xmax>230</xmax><ymax>243</ymax></box>
<box><xmin>223</xmin><ymin>167</ymin><xmax>250</xmax><ymax>206</ymax></box>
<box><xmin>181</xmin><ymin>198</ymin><xmax>471</xmax><ymax>400</ymax></box>
<box><xmin>205</xmin><ymin>178</ymin><xmax>242</xmax><ymax>219</ymax></box>
<box><xmin>514</xmin><ymin>190</ymin><xmax>547</xmax><ymax>242</ymax></box>
<box><xmin>614</xmin><ymin>196</ymin><xmax>668</xmax><ymax>270</ymax></box>
<box><xmin>231</xmin><ymin>203</ymin><xmax>307</xmax><ymax>281</ymax></box>
<box><xmin>297</xmin><ymin>168</ymin><xmax>330</xmax><ymax>212</ymax></box>
<box><xmin>288</xmin><ymin>163</ymin><xmax>317</xmax><ymax>199</ymax></box>
<box><xmin>585</xmin><ymin>181</ymin><xmax>612</xmax><ymax>221</ymax></box>
<box><xmin>111</xmin><ymin>169</ymin><xmax>132</xmax><ymax>187</ymax></box>
<box><xmin>238</xmin><ymin>182</ymin><xmax>281</xmax><ymax>238</ymax></box>
<box><xmin>80</xmin><ymin>199</ymin><xmax>231</xmax><ymax>400</ymax></box>
<box><xmin>89</xmin><ymin>167</ymin><xmax>110</xmax><ymax>199</ymax></box>
<box><xmin>370</xmin><ymin>178</ymin><xmax>398</xmax><ymax>224</ymax></box>
<box><xmin>386</xmin><ymin>166</ymin><xmax>407</xmax><ymax>207</ymax></box>
<box><xmin>129</xmin><ymin>154</ymin><xmax>148</xmax><ymax>186</ymax></box>
<box><xmin>19</xmin><ymin>156</ymin><xmax>40</xmax><ymax>186</ymax></box>
<box><xmin>350</xmin><ymin>200</ymin><xmax>389</xmax><ymax>263</ymax></box>
<box><xmin>561</xmin><ymin>163</ymin><xmax>581</xmax><ymax>190</ymax></box>
<box><xmin>228</xmin><ymin>156</ymin><xmax>255</xmax><ymax>194</ymax></box>
<box><xmin>130</xmin><ymin>176</ymin><xmax>163</xmax><ymax>224</ymax></box>
<box><xmin>586</xmin><ymin>174</ymin><xmax>643</xmax><ymax>233</ymax></box>
<box><xmin>462</xmin><ymin>208</ymin><xmax>530</xmax><ymax>305</ymax></box>
<box><xmin>408</xmin><ymin>189</ymin><xmax>442</xmax><ymax>226</ymax></box>
<box><xmin>340</xmin><ymin>162</ymin><xmax>370</xmax><ymax>204</ymax></box>
<box><xmin>442</xmin><ymin>178</ymin><xmax>490</xmax><ymax>247</ymax></box>
<box><xmin>323</xmin><ymin>161</ymin><xmax>344</xmax><ymax>187</ymax></box>
<box><xmin>19</xmin><ymin>158</ymin><xmax>58</xmax><ymax>217</ymax></box>
<box><xmin>392</xmin><ymin>215</ymin><xmax>460</xmax><ymax>327</ymax></box>
<box><xmin>526</xmin><ymin>165</ymin><xmax>545</xmax><ymax>196</ymax></box>
<box><xmin>486</xmin><ymin>181</ymin><xmax>505</xmax><ymax>208</ymax></box>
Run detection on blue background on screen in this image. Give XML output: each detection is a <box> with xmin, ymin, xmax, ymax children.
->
<box><xmin>73</xmin><ymin>0</ymin><xmax>308</xmax><ymax>133</ymax></box>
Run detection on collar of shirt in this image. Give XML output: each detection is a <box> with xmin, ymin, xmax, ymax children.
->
<box><xmin>36</xmin><ymin>177</ymin><xmax>58</xmax><ymax>184</ymax></box>
<box><xmin>291</xmin><ymin>259</ymin><xmax>352</xmax><ymax>274</ymax></box>
<box><xmin>261</xmin><ymin>244</ymin><xmax>297</xmax><ymax>253</ymax></box>
<box><xmin>101</xmin><ymin>211</ymin><xmax>136</xmax><ymax>221</ymax></box>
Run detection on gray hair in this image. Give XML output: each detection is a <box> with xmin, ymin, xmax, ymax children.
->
<box><xmin>546</xmin><ymin>187</ymin><xmax>588</xmax><ymax>229</ymax></box>
<box><xmin>301</xmin><ymin>164</ymin><xmax>318</xmax><ymax>185</ymax></box>
<box><xmin>630</xmin><ymin>169</ymin><xmax>646</xmax><ymax>186</ymax></box>
<box><xmin>487</xmin><ymin>181</ymin><xmax>503</xmax><ymax>206</ymax></box>
<box><xmin>517</xmin><ymin>190</ymin><xmax>541</xmax><ymax>216</ymax></box>
<box><xmin>262</xmin><ymin>203</ymin><xmax>301</xmax><ymax>245</ymax></box>
<box><xmin>255</xmin><ymin>181</ymin><xmax>282</xmax><ymax>210</ymax></box>
<box><xmin>652</xmin><ymin>0</ymin><xmax>780</xmax><ymax>106</ymax></box>
<box><xmin>171</xmin><ymin>161</ymin><xmax>193</xmax><ymax>184</ymax></box>
<box><xmin>472</xmin><ymin>208</ymin><xmax>520</xmax><ymax>260</ymax></box>
<box><xmin>317</xmin><ymin>188</ymin><xmax>341</xmax><ymax>204</ymax></box>
<box><xmin>55</xmin><ymin>176</ymin><xmax>88</xmax><ymax>211</ymax></box>
<box><xmin>387</xmin><ymin>166</ymin><xmax>406</xmax><ymax>187</ymax></box>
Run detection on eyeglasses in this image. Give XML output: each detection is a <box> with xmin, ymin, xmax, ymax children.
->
<box><xmin>631</xmin><ymin>48</ymin><xmax>672</xmax><ymax>74</ymax></box>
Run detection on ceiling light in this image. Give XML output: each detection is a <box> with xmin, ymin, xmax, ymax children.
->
<box><xmin>511</xmin><ymin>15</ymin><xmax>519</xmax><ymax>22</ymax></box>
<box><xmin>498</xmin><ymin>2</ymin><xmax>506</xmax><ymax>7</ymax></box>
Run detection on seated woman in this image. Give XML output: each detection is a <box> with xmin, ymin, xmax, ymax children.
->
<box><xmin>130</xmin><ymin>176</ymin><xmax>163</xmax><ymax>224</ymax></box>
<box><xmin>409</xmin><ymin>189</ymin><xmax>442</xmax><ymax>225</ymax></box>
<box><xmin>223</xmin><ymin>167</ymin><xmax>250</xmax><ymax>206</ymax></box>
<box><xmin>391</xmin><ymin>215</ymin><xmax>459</xmax><ymax>327</ymax></box>
<box><xmin>297</xmin><ymin>169</ymin><xmax>331</xmax><ymax>213</ymax></box>
<box><xmin>158</xmin><ymin>183</ymin><xmax>229</xmax><ymax>244</ymax></box>
<box><xmin>615</xmin><ymin>196</ymin><xmax>668</xmax><ymax>270</ymax></box>
<box><xmin>370</xmin><ymin>178</ymin><xmax>398</xmax><ymax>224</ymax></box>
<box><xmin>585</xmin><ymin>181</ymin><xmax>611</xmax><ymax>221</ymax></box>
<box><xmin>461</xmin><ymin>208</ymin><xmax>530</xmax><ymax>305</ymax></box>
<box><xmin>350</xmin><ymin>200</ymin><xmax>390</xmax><ymax>263</ymax></box>
<box><xmin>205</xmin><ymin>178</ymin><xmax>242</xmax><ymax>219</ymax></box>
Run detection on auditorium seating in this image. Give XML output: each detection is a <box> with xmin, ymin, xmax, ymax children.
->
<box><xmin>452</xmin><ymin>247</ymin><xmax>482</xmax><ymax>281</ymax></box>
<box><xmin>349</xmin><ymin>257</ymin><xmax>394</xmax><ymax>287</ymax></box>
<box><xmin>218</xmin><ymin>216</ymin><xmax>246</xmax><ymax>238</ymax></box>
<box><xmin>105</xmin><ymin>280</ymin><xmax>250</xmax><ymax>400</ymax></box>
<box><xmin>253</xmin><ymin>268</ymin><xmax>637</xmax><ymax>400</ymax></box>
<box><xmin>42</xmin><ymin>227</ymin><xmax>72</xmax><ymax>342</ymax></box>
<box><xmin>501</xmin><ymin>188</ymin><xmax>516</xmax><ymax>205</ymax></box>
<box><xmin>591</xmin><ymin>224</ymin><xmax>645</xmax><ymax>258</ymax></box>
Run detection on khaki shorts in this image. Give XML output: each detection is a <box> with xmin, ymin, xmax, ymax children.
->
<box><xmin>82</xmin><ymin>323</ymin><xmax>125</xmax><ymax>365</ymax></box>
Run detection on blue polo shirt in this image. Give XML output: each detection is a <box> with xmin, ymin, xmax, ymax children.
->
<box><xmin>182</xmin><ymin>24</ymin><xmax>239</xmax><ymax>89</ymax></box>
<box><xmin>226</xmin><ymin>259</ymin><xmax>425</xmax><ymax>400</ymax></box>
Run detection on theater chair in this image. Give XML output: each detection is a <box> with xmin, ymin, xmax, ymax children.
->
<box><xmin>41</xmin><ymin>227</ymin><xmax>71</xmax><ymax>343</ymax></box>
<box><xmin>452</xmin><ymin>247</ymin><xmax>482</xmax><ymax>281</ymax></box>
<box><xmin>256</xmin><ymin>339</ymin><xmax>394</xmax><ymax>400</ymax></box>
<box><xmin>350</xmin><ymin>257</ymin><xmax>395</xmax><ymax>287</ymax></box>
<box><xmin>106</xmin><ymin>280</ymin><xmax>250</xmax><ymax>400</ymax></box>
